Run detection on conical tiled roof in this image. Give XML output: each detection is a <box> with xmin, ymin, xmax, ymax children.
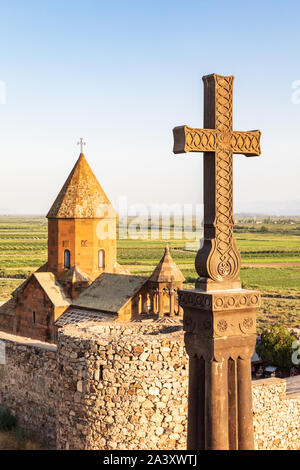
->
<box><xmin>47</xmin><ymin>153</ymin><xmax>117</xmax><ymax>219</ymax></box>
<box><xmin>149</xmin><ymin>245</ymin><xmax>185</xmax><ymax>283</ymax></box>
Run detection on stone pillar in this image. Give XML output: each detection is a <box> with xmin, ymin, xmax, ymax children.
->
<box><xmin>205</xmin><ymin>359</ymin><xmax>229</xmax><ymax>450</ymax></box>
<box><xmin>158</xmin><ymin>290</ymin><xmax>164</xmax><ymax>318</ymax></box>
<box><xmin>237</xmin><ymin>357</ymin><xmax>254</xmax><ymax>450</ymax></box>
<box><xmin>142</xmin><ymin>292</ymin><xmax>149</xmax><ymax>314</ymax></box>
<box><xmin>178</xmin><ymin>305</ymin><xmax>183</xmax><ymax>317</ymax></box>
<box><xmin>150</xmin><ymin>289</ymin><xmax>157</xmax><ymax>314</ymax></box>
<box><xmin>228</xmin><ymin>358</ymin><xmax>238</xmax><ymax>449</ymax></box>
<box><xmin>170</xmin><ymin>289</ymin><xmax>175</xmax><ymax>317</ymax></box>
<box><xmin>179</xmin><ymin>288</ymin><xmax>259</xmax><ymax>450</ymax></box>
<box><xmin>187</xmin><ymin>356</ymin><xmax>205</xmax><ymax>449</ymax></box>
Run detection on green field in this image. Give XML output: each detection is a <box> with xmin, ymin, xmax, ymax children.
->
<box><xmin>0</xmin><ymin>216</ymin><xmax>299</xmax><ymax>332</ymax></box>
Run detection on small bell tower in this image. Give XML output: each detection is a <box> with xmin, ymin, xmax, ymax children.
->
<box><xmin>148</xmin><ymin>245</ymin><xmax>185</xmax><ymax>317</ymax></box>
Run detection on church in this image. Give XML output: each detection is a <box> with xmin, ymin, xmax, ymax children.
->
<box><xmin>0</xmin><ymin>151</ymin><xmax>185</xmax><ymax>343</ymax></box>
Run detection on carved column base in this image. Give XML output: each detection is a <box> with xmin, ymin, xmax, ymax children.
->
<box><xmin>178</xmin><ymin>288</ymin><xmax>260</xmax><ymax>450</ymax></box>
<box><xmin>195</xmin><ymin>277</ymin><xmax>242</xmax><ymax>292</ymax></box>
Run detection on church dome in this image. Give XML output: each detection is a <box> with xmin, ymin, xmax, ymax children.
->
<box><xmin>149</xmin><ymin>245</ymin><xmax>185</xmax><ymax>283</ymax></box>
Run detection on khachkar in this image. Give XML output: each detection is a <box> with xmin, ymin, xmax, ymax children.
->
<box><xmin>173</xmin><ymin>74</ymin><xmax>261</xmax><ymax>450</ymax></box>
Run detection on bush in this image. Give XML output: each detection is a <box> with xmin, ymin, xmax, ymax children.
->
<box><xmin>256</xmin><ymin>324</ymin><xmax>297</xmax><ymax>369</ymax></box>
<box><xmin>0</xmin><ymin>406</ymin><xmax>17</xmax><ymax>431</ymax></box>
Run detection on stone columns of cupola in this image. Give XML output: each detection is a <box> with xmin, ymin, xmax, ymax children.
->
<box><xmin>148</xmin><ymin>284</ymin><xmax>183</xmax><ymax>318</ymax></box>
<box><xmin>169</xmin><ymin>288</ymin><xmax>176</xmax><ymax>318</ymax></box>
<box><xmin>157</xmin><ymin>289</ymin><xmax>164</xmax><ymax>319</ymax></box>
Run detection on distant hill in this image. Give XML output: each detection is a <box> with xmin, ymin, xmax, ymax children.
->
<box><xmin>236</xmin><ymin>200</ymin><xmax>300</xmax><ymax>216</ymax></box>
<box><xmin>1</xmin><ymin>200</ymin><xmax>300</xmax><ymax>218</ymax></box>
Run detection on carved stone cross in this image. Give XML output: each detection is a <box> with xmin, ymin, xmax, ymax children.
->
<box><xmin>173</xmin><ymin>74</ymin><xmax>262</xmax><ymax>450</ymax></box>
<box><xmin>173</xmin><ymin>74</ymin><xmax>261</xmax><ymax>290</ymax></box>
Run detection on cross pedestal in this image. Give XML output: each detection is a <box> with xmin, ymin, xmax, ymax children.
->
<box><xmin>179</xmin><ymin>288</ymin><xmax>260</xmax><ymax>450</ymax></box>
<box><xmin>173</xmin><ymin>74</ymin><xmax>261</xmax><ymax>450</ymax></box>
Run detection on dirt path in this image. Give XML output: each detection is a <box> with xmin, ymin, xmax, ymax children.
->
<box><xmin>243</xmin><ymin>262</ymin><xmax>300</xmax><ymax>268</ymax></box>
<box><xmin>262</xmin><ymin>296</ymin><xmax>300</xmax><ymax>301</ymax></box>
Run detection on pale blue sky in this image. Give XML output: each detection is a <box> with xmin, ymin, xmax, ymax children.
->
<box><xmin>0</xmin><ymin>0</ymin><xmax>300</xmax><ymax>214</ymax></box>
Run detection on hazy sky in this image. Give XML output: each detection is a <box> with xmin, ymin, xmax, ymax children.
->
<box><xmin>0</xmin><ymin>0</ymin><xmax>300</xmax><ymax>215</ymax></box>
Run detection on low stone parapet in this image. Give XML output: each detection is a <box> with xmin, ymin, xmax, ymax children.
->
<box><xmin>0</xmin><ymin>331</ymin><xmax>57</xmax><ymax>448</ymax></box>
<box><xmin>0</xmin><ymin>324</ymin><xmax>299</xmax><ymax>450</ymax></box>
<box><xmin>56</xmin><ymin>321</ymin><xmax>188</xmax><ymax>450</ymax></box>
<box><xmin>253</xmin><ymin>377</ymin><xmax>300</xmax><ymax>450</ymax></box>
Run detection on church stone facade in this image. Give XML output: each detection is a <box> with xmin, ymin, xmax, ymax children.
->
<box><xmin>0</xmin><ymin>153</ymin><xmax>185</xmax><ymax>343</ymax></box>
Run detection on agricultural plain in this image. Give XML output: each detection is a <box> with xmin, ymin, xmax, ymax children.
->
<box><xmin>0</xmin><ymin>216</ymin><xmax>299</xmax><ymax>332</ymax></box>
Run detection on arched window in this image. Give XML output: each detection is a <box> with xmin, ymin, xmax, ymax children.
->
<box><xmin>98</xmin><ymin>249</ymin><xmax>105</xmax><ymax>269</ymax></box>
<box><xmin>64</xmin><ymin>249</ymin><xmax>70</xmax><ymax>269</ymax></box>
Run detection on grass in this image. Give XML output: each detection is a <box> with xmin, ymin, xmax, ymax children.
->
<box><xmin>0</xmin><ymin>429</ymin><xmax>43</xmax><ymax>450</ymax></box>
<box><xmin>0</xmin><ymin>279</ymin><xmax>24</xmax><ymax>301</ymax></box>
<box><xmin>0</xmin><ymin>215</ymin><xmax>299</xmax><ymax>331</ymax></box>
<box><xmin>0</xmin><ymin>406</ymin><xmax>43</xmax><ymax>450</ymax></box>
<box><xmin>257</xmin><ymin>298</ymin><xmax>300</xmax><ymax>332</ymax></box>
<box><xmin>0</xmin><ymin>216</ymin><xmax>47</xmax><ymax>278</ymax></box>
<box><xmin>240</xmin><ymin>267</ymin><xmax>300</xmax><ymax>291</ymax></box>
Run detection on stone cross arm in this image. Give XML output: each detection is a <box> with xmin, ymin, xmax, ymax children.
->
<box><xmin>173</xmin><ymin>126</ymin><xmax>261</xmax><ymax>157</ymax></box>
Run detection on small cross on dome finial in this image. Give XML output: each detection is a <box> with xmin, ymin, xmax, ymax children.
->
<box><xmin>77</xmin><ymin>137</ymin><xmax>86</xmax><ymax>154</ymax></box>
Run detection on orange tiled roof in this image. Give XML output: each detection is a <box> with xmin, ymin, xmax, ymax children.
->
<box><xmin>72</xmin><ymin>273</ymin><xmax>148</xmax><ymax>313</ymax></box>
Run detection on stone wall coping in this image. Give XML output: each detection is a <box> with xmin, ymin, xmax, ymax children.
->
<box><xmin>285</xmin><ymin>376</ymin><xmax>300</xmax><ymax>399</ymax></box>
<box><xmin>60</xmin><ymin>320</ymin><xmax>184</xmax><ymax>343</ymax></box>
<box><xmin>252</xmin><ymin>376</ymin><xmax>300</xmax><ymax>402</ymax></box>
<box><xmin>252</xmin><ymin>377</ymin><xmax>286</xmax><ymax>388</ymax></box>
<box><xmin>0</xmin><ymin>330</ymin><xmax>57</xmax><ymax>352</ymax></box>
<box><xmin>283</xmin><ymin>391</ymin><xmax>300</xmax><ymax>400</ymax></box>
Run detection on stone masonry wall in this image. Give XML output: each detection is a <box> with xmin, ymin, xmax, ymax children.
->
<box><xmin>56</xmin><ymin>322</ymin><xmax>188</xmax><ymax>450</ymax></box>
<box><xmin>14</xmin><ymin>276</ymin><xmax>56</xmax><ymax>342</ymax></box>
<box><xmin>252</xmin><ymin>378</ymin><xmax>300</xmax><ymax>450</ymax></box>
<box><xmin>0</xmin><ymin>322</ymin><xmax>299</xmax><ymax>450</ymax></box>
<box><xmin>0</xmin><ymin>331</ymin><xmax>57</xmax><ymax>448</ymax></box>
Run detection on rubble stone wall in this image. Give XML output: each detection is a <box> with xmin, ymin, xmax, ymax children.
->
<box><xmin>252</xmin><ymin>377</ymin><xmax>300</xmax><ymax>450</ymax></box>
<box><xmin>56</xmin><ymin>322</ymin><xmax>188</xmax><ymax>450</ymax></box>
<box><xmin>0</xmin><ymin>324</ymin><xmax>300</xmax><ymax>450</ymax></box>
<box><xmin>0</xmin><ymin>332</ymin><xmax>57</xmax><ymax>448</ymax></box>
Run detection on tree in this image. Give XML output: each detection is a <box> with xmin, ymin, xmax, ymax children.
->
<box><xmin>256</xmin><ymin>324</ymin><xmax>297</xmax><ymax>369</ymax></box>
